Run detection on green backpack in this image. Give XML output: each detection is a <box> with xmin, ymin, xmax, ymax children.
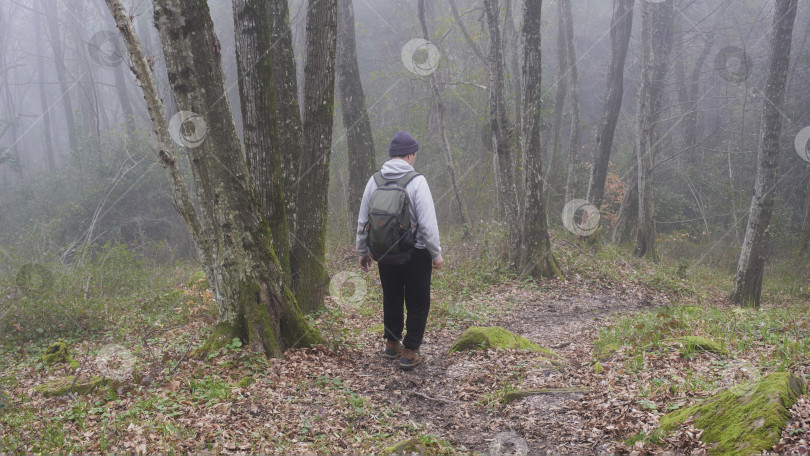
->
<box><xmin>365</xmin><ymin>170</ymin><xmax>421</xmax><ymax>265</ymax></box>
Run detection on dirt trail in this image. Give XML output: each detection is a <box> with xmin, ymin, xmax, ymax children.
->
<box><xmin>345</xmin><ymin>281</ymin><xmax>664</xmax><ymax>455</ymax></box>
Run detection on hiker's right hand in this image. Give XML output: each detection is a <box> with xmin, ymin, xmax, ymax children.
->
<box><xmin>359</xmin><ymin>255</ymin><xmax>372</xmax><ymax>272</ymax></box>
<box><xmin>432</xmin><ymin>257</ymin><xmax>444</xmax><ymax>270</ymax></box>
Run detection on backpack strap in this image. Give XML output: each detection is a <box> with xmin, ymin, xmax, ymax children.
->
<box><xmin>373</xmin><ymin>170</ymin><xmax>422</xmax><ymax>189</ymax></box>
<box><xmin>395</xmin><ymin>171</ymin><xmax>421</xmax><ymax>189</ymax></box>
<box><xmin>372</xmin><ymin>171</ymin><xmax>387</xmax><ymax>188</ymax></box>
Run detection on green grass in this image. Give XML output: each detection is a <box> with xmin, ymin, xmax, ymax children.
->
<box><xmin>0</xmin><ymin>242</ymin><xmax>209</xmax><ymax>344</ymax></box>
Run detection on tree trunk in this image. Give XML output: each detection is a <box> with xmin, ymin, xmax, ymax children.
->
<box><xmin>519</xmin><ymin>0</ymin><xmax>560</xmax><ymax>279</ymax></box>
<box><xmin>731</xmin><ymin>0</ymin><xmax>798</xmax><ymax>308</ymax></box>
<box><xmin>105</xmin><ymin>0</ymin><xmax>320</xmax><ymax>356</ymax></box>
<box><xmin>561</xmin><ymin>0</ymin><xmax>580</xmax><ymax>203</ymax></box>
<box><xmin>43</xmin><ymin>0</ymin><xmax>78</xmax><ymax>152</ymax></box>
<box><xmin>35</xmin><ymin>9</ymin><xmax>56</xmax><ymax>171</ymax></box>
<box><xmin>483</xmin><ymin>0</ymin><xmax>521</xmax><ymax>265</ymax></box>
<box><xmin>611</xmin><ymin>156</ymin><xmax>638</xmax><ymax>245</ymax></box>
<box><xmin>634</xmin><ymin>0</ymin><xmax>675</xmax><ymax>260</ymax></box>
<box><xmin>683</xmin><ymin>33</ymin><xmax>714</xmax><ymax>168</ymax></box>
<box><xmin>587</xmin><ymin>0</ymin><xmax>634</xmax><ymax>209</ymax></box>
<box><xmin>269</xmin><ymin>0</ymin><xmax>304</xmax><ymax>236</ymax></box>
<box><xmin>418</xmin><ymin>0</ymin><xmax>468</xmax><ymax>229</ymax></box>
<box><xmin>292</xmin><ymin>0</ymin><xmax>338</xmax><ymax>314</ymax></box>
<box><xmin>69</xmin><ymin>8</ymin><xmax>102</xmax><ymax>139</ymax></box>
<box><xmin>800</xmin><ymin>171</ymin><xmax>810</xmax><ymax>253</ymax></box>
<box><xmin>504</xmin><ymin>0</ymin><xmax>524</xmax><ymax>196</ymax></box>
<box><xmin>337</xmin><ymin>0</ymin><xmax>376</xmax><ymax>222</ymax></box>
<box><xmin>113</xmin><ymin>62</ymin><xmax>136</xmax><ymax>132</ymax></box>
<box><xmin>233</xmin><ymin>0</ymin><xmax>291</xmax><ymax>281</ymax></box>
<box><xmin>544</xmin><ymin>0</ymin><xmax>569</xmax><ymax>201</ymax></box>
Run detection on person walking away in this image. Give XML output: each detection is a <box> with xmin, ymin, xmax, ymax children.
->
<box><xmin>356</xmin><ymin>131</ymin><xmax>443</xmax><ymax>370</ymax></box>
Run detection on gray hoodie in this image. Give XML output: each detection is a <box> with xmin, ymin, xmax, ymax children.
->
<box><xmin>356</xmin><ymin>159</ymin><xmax>442</xmax><ymax>260</ymax></box>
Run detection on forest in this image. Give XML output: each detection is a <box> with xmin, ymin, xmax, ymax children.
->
<box><xmin>1</xmin><ymin>0</ymin><xmax>810</xmax><ymax>454</ymax></box>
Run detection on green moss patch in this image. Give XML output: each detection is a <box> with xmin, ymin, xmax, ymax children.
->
<box><xmin>659</xmin><ymin>372</ymin><xmax>804</xmax><ymax>455</ymax></box>
<box><xmin>186</xmin><ymin>270</ymin><xmax>209</xmax><ymax>291</ymax></box>
<box><xmin>667</xmin><ymin>336</ymin><xmax>728</xmax><ymax>355</ymax></box>
<box><xmin>381</xmin><ymin>435</ymin><xmax>456</xmax><ymax>455</ymax></box>
<box><xmin>34</xmin><ymin>375</ymin><xmax>109</xmax><ymax>397</ymax></box>
<box><xmin>448</xmin><ymin>326</ymin><xmax>560</xmax><ymax>359</ymax></box>
<box><xmin>382</xmin><ymin>437</ymin><xmax>423</xmax><ymax>455</ymax></box>
<box><xmin>237</xmin><ymin>376</ymin><xmax>256</xmax><ymax>388</ymax></box>
<box><xmin>41</xmin><ymin>340</ymin><xmax>79</xmax><ymax>368</ymax></box>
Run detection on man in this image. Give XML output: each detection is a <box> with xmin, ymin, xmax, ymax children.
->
<box><xmin>356</xmin><ymin>131</ymin><xmax>443</xmax><ymax>370</ymax></box>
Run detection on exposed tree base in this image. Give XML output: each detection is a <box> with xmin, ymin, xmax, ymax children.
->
<box><xmin>503</xmin><ymin>387</ymin><xmax>590</xmax><ymax>403</ymax></box>
<box><xmin>34</xmin><ymin>375</ymin><xmax>110</xmax><ymax>397</ymax></box>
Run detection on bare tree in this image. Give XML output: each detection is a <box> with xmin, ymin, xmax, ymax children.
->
<box><xmin>587</xmin><ymin>0</ymin><xmax>634</xmax><ymax>209</ymax></box>
<box><xmin>483</xmin><ymin>0</ymin><xmax>521</xmax><ymax>264</ymax></box>
<box><xmin>417</xmin><ymin>0</ymin><xmax>468</xmax><ymax>229</ymax></box>
<box><xmin>292</xmin><ymin>0</ymin><xmax>338</xmax><ymax>313</ymax></box>
<box><xmin>519</xmin><ymin>0</ymin><xmax>560</xmax><ymax>279</ymax></box>
<box><xmin>337</xmin><ymin>0</ymin><xmax>375</xmax><ymax>221</ymax></box>
<box><xmin>104</xmin><ymin>0</ymin><xmax>320</xmax><ymax>355</ymax></box>
<box><xmin>34</xmin><ymin>7</ymin><xmax>56</xmax><ymax>170</ymax></box>
<box><xmin>731</xmin><ymin>0</ymin><xmax>799</xmax><ymax>308</ymax></box>
<box><xmin>448</xmin><ymin>0</ymin><xmax>486</xmax><ymax>64</ymax></box>
<box><xmin>634</xmin><ymin>0</ymin><xmax>675</xmax><ymax>260</ymax></box>
<box><xmin>561</xmin><ymin>0</ymin><xmax>581</xmax><ymax>203</ymax></box>
<box><xmin>43</xmin><ymin>0</ymin><xmax>78</xmax><ymax>151</ymax></box>
<box><xmin>545</xmin><ymin>0</ymin><xmax>569</xmax><ymax>200</ymax></box>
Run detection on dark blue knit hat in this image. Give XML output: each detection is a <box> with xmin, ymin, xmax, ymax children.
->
<box><xmin>388</xmin><ymin>131</ymin><xmax>419</xmax><ymax>157</ymax></box>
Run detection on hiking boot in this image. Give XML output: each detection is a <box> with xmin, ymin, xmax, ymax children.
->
<box><xmin>383</xmin><ymin>340</ymin><xmax>404</xmax><ymax>359</ymax></box>
<box><xmin>399</xmin><ymin>349</ymin><xmax>423</xmax><ymax>370</ymax></box>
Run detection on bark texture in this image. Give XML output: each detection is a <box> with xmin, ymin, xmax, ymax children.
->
<box><xmin>634</xmin><ymin>0</ymin><xmax>675</xmax><ymax>260</ymax></box>
<box><xmin>292</xmin><ymin>0</ymin><xmax>338</xmax><ymax>313</ymax></box>
<box><xmin>519</xmin><ymin>0</ymin><xmax>561</xmax><ymax>279</ymax></box>
<box><xmin>337</xmin><ymin>0</ymin><xmax>376</xmax><ymax>218</ymax></box>
<box><xmin>105</xmin><ymin>0</ymin><xmax>320</xmax><ymax>356</ymax></box>
<box><xmin>233</xmin><ymin>0</ymin><xmax>291</xmax><ymax>280</ymax></box>
<box><xmin>586</xmin><ymin>0</ymin><xmax>634</xmax><ymax>209</ymax></box>
<box><xmin>269</xmin><ymin>0</ymin><xmax>305</xmax><ymax>235</ymax></box>
<box><xmin>731</xmin><ymin>0</ymin><xmax>798</xmax><ymax>307</ymax></box>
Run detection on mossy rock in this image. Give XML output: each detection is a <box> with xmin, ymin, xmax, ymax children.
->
<box><xmin>34</xmin><ymin>375</ymin><xmax>110</xmax><ymax>397</ymax></box>
<box><xmin>41</xmin><ymin>340</ymin><xmax>79</xmax><ymax>369</ymax></box>
<box><xmin>668</xmin><ymin>336</ymin><xmax>727</xmax><ymax>355</ymax></box>
<box><xmin>186</xmin><ymin>270</ymin><xmax>209</xmax><ymax>291</ymax></box>
<box><xmin>237</xmin><ymin>376</ymin><xmax>256</xmax><ymax>388</ymax></box>
<box><xmin>593</xmin><ymin>362</ymin><xmax>605</xmax><ymax>373</ymax></box>
<box><xmin>382</xmin><ymin>437</ymin><xmax>424</xmax><ymax>455</ymax></box>
<box><xmin>659</xmin><ymin>372</ymin><xmax>804</xmax><ymax>455</ymax></box>
<box><xmin>448</xmin><ymin>326</ymin><xmax>560</xmax><ymax>360</ymax></box>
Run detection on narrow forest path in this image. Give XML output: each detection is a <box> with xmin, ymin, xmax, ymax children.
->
<box><xmin>341</xmin><ymin>278</ymin><xmax>667</xmax><ymax>455</ymax></box>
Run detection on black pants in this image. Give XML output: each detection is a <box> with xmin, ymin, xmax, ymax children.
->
<box><xmin>378</xmin><ymin>248</ymin><xmax>433</xmax><ymax>350</ymax></box>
